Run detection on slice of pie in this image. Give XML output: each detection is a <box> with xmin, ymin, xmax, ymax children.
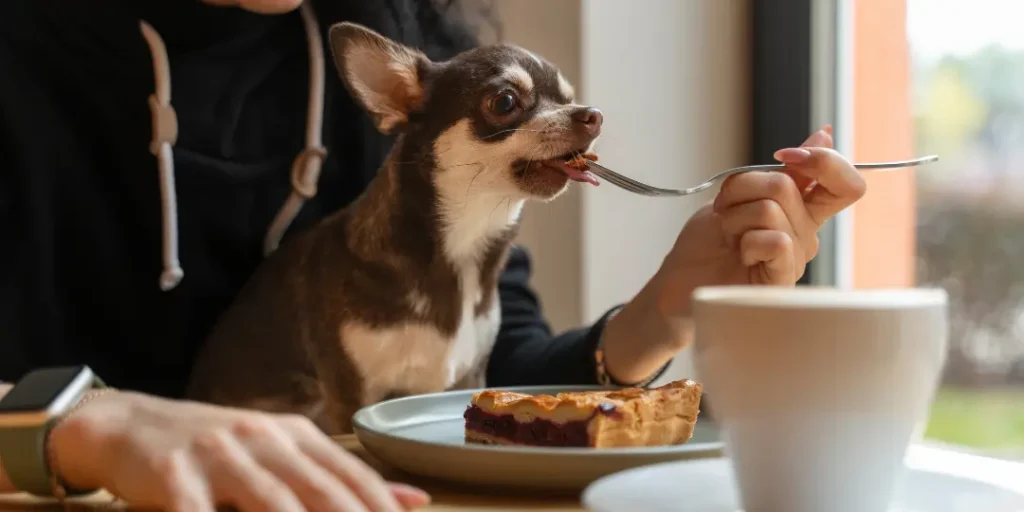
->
<box><xmin>463</xmin><ymin>378</ymin><xmax>702</xmax><ymax>448</ymax></box>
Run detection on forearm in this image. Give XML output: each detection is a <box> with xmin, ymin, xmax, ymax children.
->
<box><xmin>601</xmin><ymin>270</ymin><xmax>694</xmax><ymax>384</ymax></box>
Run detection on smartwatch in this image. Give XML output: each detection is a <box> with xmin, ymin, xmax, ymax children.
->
<box><xmin>0</xmin><ymin>365</ymin><xmax>106</xmax><ymax>497</ymax></box>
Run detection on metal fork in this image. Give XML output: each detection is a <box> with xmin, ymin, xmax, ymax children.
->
<box><xmin>584</xmin><ymin>155</ymin><xmax>939</xmax><ymax>197</ymax></box>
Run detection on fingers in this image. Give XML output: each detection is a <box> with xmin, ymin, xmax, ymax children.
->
<box><xmin>787</xmin><ymin>127</ymin><xmax>834</xmax><ymax>192</ymax></box>
<box><xmin>714</xmin><ymin>172</ymin><xmax>819</xmax><ymax>261</ymax></box>
<box><xmin>724</xmin><ymin>125</ymin><xmax>855</xmax><ymax>227</ymax></box>
<box><xmin>739</xmin><ymin>230</ymin><xmax>798</xmax><ymax>285</ymax></box>
<box><xmin>388</xmin><ymin>483</ymin><xmax>433</xmax><ymax>510</ymax></box>
<box><xmin>196</xmin><ymin>430</ymin><xmax>306</xmax><ymax>512</ymax></box>
<box><xmin>715</xmin><ymin>167</ymin><xmax>804</xmax><ymax>212</ymax></box>
<box><xmin>234</xmin><ymin>418</ymin><xmax>372</xmax><ymax>512</ymax></box>
<box><xmin>155</xmin><ymin>450</ymin><xmax>215</xmax><ymax>512</ymax></box>
<box><xmin>774</xmin><ymin>144</ymin><xmax>866</xmax><ymax>226</ymax></box>
<box><xmin>278</xmin><ymin>414</ymin><xmax>409</xmax><ymax>512</ymax></box>
<box><xmin>717</xmin><ymin>200</ymin><xmax>808</xmax><ymax>280</ymax></box>
<box><xmin>711</xmin><ymin>125</ymin><xmax>859</xmax><ymax>285</ymax></box>
<box><xmin>173</xmin><ymin>414</ymin><xmax>408</xmax><ymax>512</ymax></box>
<box><xmin>250</xmin><ymin>448</ymin><xmax>369</xmax><ymax>511</ymax></box>
<box><xmin>716</xmin><ymin>199</ymin><xmax>792</xmax><ymax>247</ymax></box>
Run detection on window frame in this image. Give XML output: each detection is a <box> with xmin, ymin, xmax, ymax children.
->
<box><xmin>750</xmin><ymin>0</ymin><xmax>853</xmax><ymax>287</ymax></box>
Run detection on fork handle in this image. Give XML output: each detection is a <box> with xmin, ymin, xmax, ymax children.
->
<box><xmin>742</xmin><ymin>155</ymin><xmax>939</xmax><ymax>173</ymax></box>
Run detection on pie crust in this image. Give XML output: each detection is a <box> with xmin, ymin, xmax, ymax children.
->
<box><xmin>463</xmin><ymin>379</ymin><xmax>702</xmax><ymax>448</ymax></box>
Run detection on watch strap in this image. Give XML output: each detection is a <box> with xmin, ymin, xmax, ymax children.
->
<box><xmin>0</xmin><ymin>425</ymin><xmax>55</xmax><ymax>496</ymax></box>
<box><xmin>0</xmin><ymin>372</ymin><xmax>107</xmax><ymax>498</ymax></box>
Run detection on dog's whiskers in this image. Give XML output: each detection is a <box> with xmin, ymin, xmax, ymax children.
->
<box><xmin>488</xmin><ymin>197</ymin><xmax>513</xmax><ymax>222</ymax></box>
<box><xmin>396</xmin><ymin>160</ymin><xmax>488</xmax><ymax>171</ymax></box>
<box><xmin>482</xmin><ymin>128</ymin><xmax>555</xmax><ymax>140</ymax></box>
<box><xmin>463</xmin><ymin>165</ymin><xmax>490</xmax><ymax>210</ymax></box>
<box><xmin>391</xmin><ymin>144</ymin><xmax>475</xmax><ymax>166</ymax></box>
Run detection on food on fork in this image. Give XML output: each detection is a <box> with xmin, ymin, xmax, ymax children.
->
<box><xmin>463</xmin><ymin>379</ymin><xmax>702</xmax><ymax>448</ymax></box>
<box><xmin>550</xmin><ymin>151</ymin><xmax>599</xmax><ymax>186</ymax></box>
<box><xmin>565</xmin><ymin>151</ymin><xmax>598</xmax><ymax>171</ymax></box>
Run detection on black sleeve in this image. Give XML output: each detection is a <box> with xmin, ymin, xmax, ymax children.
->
<box><xmin>486</xmin><ymin>246</ymin><xmax>621</xmax><ymax>386</ymax></box>
<box><xmin>0</xmin><ymin>104</ymin><xmax>23</xmax><ymax>379</ymax></box>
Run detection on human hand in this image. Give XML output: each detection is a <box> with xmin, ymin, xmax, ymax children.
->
<box><xmin>659</xmin><ymin>126</ymin><xmax>865</xmax><ymax>291</ymax></box>
<box><xmin>601</xmin><ymin>127</ymin><xmax>867</xmax><ymax>383</ymax></box>
<box><xmin>1</xmin><ymin>391</ymin><xmax>429</xmax><ymax>511</ymax></box>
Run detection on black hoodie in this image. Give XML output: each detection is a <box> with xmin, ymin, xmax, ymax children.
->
<box><xmin>0</xmin><ymin>0</ymin><xmax>628</xmax><ymax>398</ymax></box>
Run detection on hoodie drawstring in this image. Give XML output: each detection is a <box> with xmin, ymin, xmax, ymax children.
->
<box><xmin>263</xmin><ymin>2</ymin><xmax>328</xmax><ymax>256</ymax></box>
<box><xmin>139</xmin><ymin>20</ymin><xmax>183</xmax><ymax>292</ymax></box>
<box><xmin>138</xmin><ymin>2</ymin><xmax>327</xmax><ymax>292</ymax></box>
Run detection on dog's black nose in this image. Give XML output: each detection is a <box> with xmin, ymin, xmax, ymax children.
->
<box><xmin>571</xmin><ymin>107</ymin><xmax>603</xmax><ymax>134</ymax></box>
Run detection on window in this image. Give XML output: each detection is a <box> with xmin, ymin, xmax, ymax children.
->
<box><xmin>840</xmin><ymin>0</ymin><xmax>1024</xmax><ymax>459</ymax></box>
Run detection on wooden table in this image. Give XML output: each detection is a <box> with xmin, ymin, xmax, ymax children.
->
<box><xmin>6</xmin><ymin>437</ymin><xmax>1018</xmax><ymax>511</ymax></box>
<box><xmin>0</xmin><ymin>435</ymin><xmax>584</xmax><ymax>511</ymax></box>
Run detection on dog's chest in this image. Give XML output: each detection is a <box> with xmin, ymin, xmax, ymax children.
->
<box><xmin>445</xmin><ymin>264</ymin><xmax>500</xmax><ymax>386</ymax></box>
<box><xmin>342</xmin><ymin>261</ymin><xmax>500</xmax><ymax>399</ymax></box>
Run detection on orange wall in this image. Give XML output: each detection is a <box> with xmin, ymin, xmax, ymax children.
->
<box><xmin>852</xmin><ymin>0</ymin><xmax>916</xmax><ymax>288</ymax></box>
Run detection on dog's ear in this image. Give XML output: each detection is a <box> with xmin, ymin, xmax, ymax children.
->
<box><xmin>329</xmin><ymin>22</ymin><xmax>431</xmax><ymax>134</ymax></box>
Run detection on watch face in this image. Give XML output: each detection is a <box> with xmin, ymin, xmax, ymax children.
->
<box><xmin>0</xmin><ymin>366</ymin><xmax>89</xmax><ymax>413</ymax></box>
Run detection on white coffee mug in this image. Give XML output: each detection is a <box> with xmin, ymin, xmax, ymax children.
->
<box><xmin>692</xmin><ymin>286</ymin><xmax>948</xmax><ymax>512</ymax></box>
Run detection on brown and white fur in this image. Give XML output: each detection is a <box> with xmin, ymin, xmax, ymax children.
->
<box><xmin>185</xmin><ymin>22</ymin><xmax>603</xmax><ymax>434</ymax></box>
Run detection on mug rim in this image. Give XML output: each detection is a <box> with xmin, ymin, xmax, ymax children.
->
<box><xmin>692</xmin><ymin>285</ymin><xmax>947</xmax><ymax>309</ymax></box>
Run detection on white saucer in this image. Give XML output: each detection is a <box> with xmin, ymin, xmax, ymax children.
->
<box><xmin>581</xmin><ymin>457</ymin><xmax>1024</xmax><ymax>512</ymax></box>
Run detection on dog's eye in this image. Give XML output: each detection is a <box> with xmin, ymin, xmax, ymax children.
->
<box><xmin>490</xmin><ymin>92</ymin><xmax>518</xmax><ymax>116</ymax></box>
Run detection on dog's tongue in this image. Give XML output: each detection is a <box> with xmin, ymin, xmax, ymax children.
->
<box><xmin>548</xmin><ymin>160</ymin><xmax>600</xmax><ymax>186</ymax></box>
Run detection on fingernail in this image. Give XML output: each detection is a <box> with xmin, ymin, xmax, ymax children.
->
<box><xmin>807</xmin><ymin>129</ymin><xmax>829</xmax><ymax>146</ymax></box>
<box><xmin>389</xmin><ymin>483</ymin><xmax>431</xmax><ymax>508</ymax></box>
<box><xmin>774</xmin><ymin>148</ymin><xmax>811</xmax><ymax>164</ymax></box>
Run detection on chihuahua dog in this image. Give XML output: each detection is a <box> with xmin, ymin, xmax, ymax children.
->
<box><xmin>186</xmin><ymin>22</ymin><xmax>602</xmax><ymax>434</ymax></box>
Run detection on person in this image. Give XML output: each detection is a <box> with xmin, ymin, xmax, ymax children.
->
<box><xmin>0</xmin><ymin>0</ymin><xmax>866</xmax><ymax>510</ymax></box>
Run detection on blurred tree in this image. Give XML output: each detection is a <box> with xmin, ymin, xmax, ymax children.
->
<box><xmin>913</xmin><ymin>45</ymin><xmax>1024</xmax><ymax>385</ymax></box>
<box><xmin>914</xmin><ymin>58</ymin><xmax>987</xmax><ymax>159</ymax></box>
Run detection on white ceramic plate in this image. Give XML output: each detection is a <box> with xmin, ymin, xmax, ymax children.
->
<box><xmin>582</xmin><ymin>457</ymin><xmax>1024</xmax><ymax>512</ymax></box>
<box><xmin>352</xmin><ymin>385</ymin><xmax>723</xmax><ymax>490</ymax></box>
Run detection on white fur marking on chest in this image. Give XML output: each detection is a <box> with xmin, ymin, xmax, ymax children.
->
<box><xmin>341</xmin><ymin>321</ymin><xmax>452</xmax><ymax>401</ymax></box>
<box><xmin>428</xmin><ymin>119</ymin><xmax>527</xmax><ymax>387</ymax></box>
<box><xmin>444</xmin><ymin>264</ymin><xmax>501</xmax><ymax>387</ymax></box>
<box><xmin>343</xmin><ymin>276</ymin><xmax>500</xmax><ymax>398</ymax></box>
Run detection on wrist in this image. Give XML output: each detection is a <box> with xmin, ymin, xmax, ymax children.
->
<box><xmin>48</xmin><ymin>390</ymin><xmax>125</xmax><ymax>492</ymax></box>
<box><xmin>601</xmin><ymin>275</ymin><xmax>694</xmax><ymax>385</ymax></box>
<box><xmin>624</xmin><ymin>269</ymin><xmax>696</xmax><ymax>350</ymax></box>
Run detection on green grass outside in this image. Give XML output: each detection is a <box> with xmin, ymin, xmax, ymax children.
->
<box><xmin>924</xmin><ymin>387</ymin><xmax>1024</xmax><ymax>457</ymax></box>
